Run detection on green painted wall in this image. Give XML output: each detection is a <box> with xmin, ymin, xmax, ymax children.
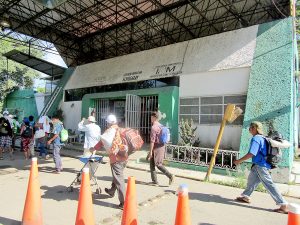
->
<box><xmin>5</xmin><ymin>89</ymin><xmax>38</xmax><ymax>122</ymax></box>
<box><xmin>239</xmin><ymin>18</ymin><xmax>295</xmax><ymax>173</ymax></box>
<box><xmin>82</xmin><ymin>86</ymin><xmax>179</xmax><ymax>143</ymax></box>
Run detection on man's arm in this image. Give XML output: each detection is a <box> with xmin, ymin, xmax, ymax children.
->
<box><xmin>47</xmin><ymin>134</ymin><xmax>58</xmax><ymax>145</ymax></box>
<box><xmin>233</xmin><ymin>153</ymin><xmax>253</xmax><ymax>165</ymax></box>
<box><xmin>78</xmin><ymin>119</ymin><xmax>88</xmax><ymax>132</ymax></box>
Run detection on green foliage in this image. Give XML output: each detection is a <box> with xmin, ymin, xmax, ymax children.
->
<box><xmin>0</xmin><ymin>39</ymin><xmax>44</xmax><ymax>111</ymax></box>
<box><xmin>179</xmin><ymin>118</ymin><xmax>199</xmax><ymax>146</ymax></box>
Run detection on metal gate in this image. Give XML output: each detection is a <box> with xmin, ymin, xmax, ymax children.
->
<box><xmin>95</xmin><ymin>99</ymin><xmax>110</xmax><ymax>132</ymax></box>
<box><xmin>125</xmin><ymin>95</ymin><xmax>158</xmax><ymax>143</ymax></box>
<box><xmin>125</xmin><ymin>94</ymin><xmax>141</xmax><ymax>129</ymax></box>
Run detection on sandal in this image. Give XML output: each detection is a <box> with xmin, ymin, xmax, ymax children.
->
<box><xmin>235</xmin><ymin>196</ymin><xmax>250</xmax><ymax>203</ymax></box>
<box><xmin>273</xmin><ymin>208</ymin><xmax>288</xmax><ymax>214</ymax></box>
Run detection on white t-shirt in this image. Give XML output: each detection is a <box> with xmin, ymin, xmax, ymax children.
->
<box><xmin>38</xmin><ymin>116</ymin><xmax>51</xmax><ymax>133</ymax></box>
<box><xmin>78</xmin><ymin>121</ymin><xmax>101</xmax><ymax>149</ymax></box>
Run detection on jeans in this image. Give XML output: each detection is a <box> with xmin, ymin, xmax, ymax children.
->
<box><xmin>38</xmin><ymin>142</ymin><xmax>48</xmax><ymax>157</ymax></box>
<box><xmin>242</xmin><ymin>164</ymin><xmax>287</xmax><ymax>205</ymax></box>
<box><xmin>53</xmin><ymin>144</ymin><xmax>62</xmax><ymax>171</ymax></box>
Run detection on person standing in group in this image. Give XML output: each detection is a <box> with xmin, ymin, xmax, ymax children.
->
<box><xmin>37</xmin><ymin>115</ymin><xmax>51</xmax><ymax>159</ymax></box>
<box><xmin>47</xmin><ymin>115</ymin><xmax>63</xmax><ymax>173</ymax></box>
<box><xmin>92</xmin><ymin>114</ymin><xmax>127</xmax><ymax>209</ymax></box>
<box><xmin>147</xmin><ymin>111</ymin><xmax>174</xmax><ymax>186</ymax></box>
<box><xmin>9</xmin><ymin>115</ymin><xmax>20</xmax><ymax>152</ymax></box>
<box><xmin>234</xmin><ymin>121</ymin><xmax>288</xmax><ymax>214</ymax></box>
<box><xmin>28</xmin><ymin>115</ymin><xmax>36</xmax><ymax>157</ymax></box>
<box><xmin>0</xmin><ymin>115</ymin><xmax>14</xmax><ymax>160</ymax></box>
<box><xmin>20</xmin><ymin>118</ymin><xmax>34</xmax><ymax>160</ymax></box>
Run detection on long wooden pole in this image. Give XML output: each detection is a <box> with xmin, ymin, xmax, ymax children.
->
<box><xmin>204</xmin><ymin>118</ymin><xmax>227</xmax><ymax>181</ymax></box>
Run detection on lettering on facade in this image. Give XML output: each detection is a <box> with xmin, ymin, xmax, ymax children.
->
<box><xmin>122</xmin><ymin>71</ymin><xmax>142</xmax><ymax>82</ymax></box>
<box><xmin>151</xmin><ymin>62</ymin><xmax>183</xmax><ymax>78</ymax></box>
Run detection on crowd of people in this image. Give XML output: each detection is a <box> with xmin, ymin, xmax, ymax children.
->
<box><xmin>0</xmin><ymin>109</ymin><xmax>289</xmax><ymax>213</ymax></box>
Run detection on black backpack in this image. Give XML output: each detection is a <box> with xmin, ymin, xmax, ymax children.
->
<box><xmin>262</xmin><ymin>131</ymin><xmax>283</xmax><ymax>169</ymax></box>
<box><xmin>22</xmin><ymin>125</ymin><xmax>33</xmax><ymax>138</ymax></box>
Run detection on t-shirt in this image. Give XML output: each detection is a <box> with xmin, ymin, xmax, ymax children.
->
<box><xmin>53</xmin><ymin>122</ymin><xmax>63</xmax><ymax>145</ymax></box>
<box><xmin>150</xmin><ymin>121</ymin><xmax>162</xmax><ymax>144</ymax></box>
<box><xmin>0</xmin><ymin>118</ymin><xmax>13</xmax><ymax>136</ymax></box>
<box><xmin>249</xmin><ymin>135</ymin><xmax>271</xmax><ymax>169</ymax></box>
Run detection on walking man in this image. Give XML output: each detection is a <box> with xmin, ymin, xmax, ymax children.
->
<box><xmin>0</xmin><ymin>115</ymin><xmax>14</xmax><ymax>160</ymax></box>
<box><xmin>47</xmin><ymin>115</ymin><xmax>63</xmax><ymax>173</ymax></box>
<box><xmin>233</xmin><ymin>121</ymin><xmax>288</xmax><ymax>214</ymax></box>
<box><xmin>147</xmin><ymin>111</ymin><xmax>174</xmax><ymax>186</ymax></box>
<box><xmin>92</xmin><ymin>114</ymin><xmax>127</xmax><ymax>209</ymax></box>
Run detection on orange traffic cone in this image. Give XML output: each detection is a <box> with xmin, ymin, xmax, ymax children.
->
<box><xmin>121</xmin><ymin>176</ymin><xmax>138</xmax><ymax>225</ymax></box>
<box><xmin>22</xmin><ymin>157</ymin><xmax>43</xmax><ymax>225</ymax></box>
<box><xmin>288</xmin><ymin>203</ymin><xmax>300</xmax><ymax>225</ymax></box>
<box><xmin>75</xmin><ymin>167</ymin><xmax>95</xmax><ymax>225</ymax></box>
<box><xmin>174</xmin><ymin>184</ymin><xmax>191</xmax><ymax>225</ymax></box>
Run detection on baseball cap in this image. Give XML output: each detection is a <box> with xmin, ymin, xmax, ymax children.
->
<box><xmin>250</xmin><ymin>121</ymin><xmax>264</xmax><ymax>135</ymax></box>
<box><xmin>106</xmin><ymin>114</ymin><xmax>117</xmax><ymax>124</ymax></box>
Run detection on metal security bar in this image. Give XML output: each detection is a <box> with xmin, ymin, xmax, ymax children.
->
<box><xmin>95</xmin><ymin>99</ymin><xmax>110</xmax><ymax>132</ymax></box>
<box><xmin>165</xmin><ymin>144</ymin><xmax>239</xmax><ymax>170</ymax></box>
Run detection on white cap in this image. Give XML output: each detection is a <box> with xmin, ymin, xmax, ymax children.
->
<box><xmin>106</xmin><ymin>114</ymin><xmax>117</xmax><ymax>124</ymax></box>
<box><xmin>88</xmin><ymin>116</ymin><xmax>97</xmax><ymax>123</ymax></box>
<box><xmin>3</xmin><ymin>110</ymin><xmax>9</xmax><ymax>115</ymax></box>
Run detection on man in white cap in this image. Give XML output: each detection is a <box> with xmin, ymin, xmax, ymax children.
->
<box><xmin>78</xmin><ymin>116</ymin><xmax>101</xmax><ymax>156</ymax></box>
<box><xmin>92</xmin><ymin>114</ymin><xmax>128</xmax><ymax>209</ymax></box>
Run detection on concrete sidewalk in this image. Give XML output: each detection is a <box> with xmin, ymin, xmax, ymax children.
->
<box><xmin>53</xmin><ymin>144</ymin><xmax>300</xmax><ymax>199</ymax></box>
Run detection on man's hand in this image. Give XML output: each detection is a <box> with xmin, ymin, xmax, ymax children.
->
<box><xmin>233</xmin><ymin>160</ymin><xmax>241</xmax><ymax>166</ymax></box>
<box><xmin>89</xmin><ymin>147</ymin><xmax>95</xmax><ymax>153</ymax></box>
<box><xmin>47</xmin><ymin>140</ymin><xmax>52</xmax><ymax>145</ymax></box>
<box><xmin>146</xmin><ymin>152</ymin><xmax>153</xmax><ymax>161</ymax></box>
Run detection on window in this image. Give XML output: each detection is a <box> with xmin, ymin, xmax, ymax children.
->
<box><xmin>179</xmin><ymin>95</ymin><xmax>247</xmax><ymax>125</ymax></box>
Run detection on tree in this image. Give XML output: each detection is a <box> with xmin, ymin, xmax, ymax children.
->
<box><xmin>0</xmin><ymin>39</ymin><xmax>44</xmax><ymax>111</ymax></box>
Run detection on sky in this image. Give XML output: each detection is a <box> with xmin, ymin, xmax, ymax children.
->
<box><xmin>34</xmin><ymin>49</ymin><xmax>67</xmax><ymax>89</ymax></box>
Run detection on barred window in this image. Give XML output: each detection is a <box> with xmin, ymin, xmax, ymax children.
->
<box><xmin>179</xmin><ymin>95</ymin><xmax>246</xmax><ymax>125</ymax></box>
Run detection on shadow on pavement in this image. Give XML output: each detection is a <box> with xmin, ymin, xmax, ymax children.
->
<box><xmin>189</xmin><ymin>192</ymin><xmax>273</xmax><ymax>212</ymax></box>
<box><xmin>40</xmin><ymin>185</ymin><xmax>121</xmax><ymax>209</ymax></box>
<box><xmin>0</xmin><ymin>216</ymin><xmax>20</xmax><ymax>225</ymax></box>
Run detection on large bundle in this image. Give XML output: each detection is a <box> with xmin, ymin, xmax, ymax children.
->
<box><xmin>120</xmin><ymin>128</ymin><xmax>144</xmax><ymax>153</ymax></box>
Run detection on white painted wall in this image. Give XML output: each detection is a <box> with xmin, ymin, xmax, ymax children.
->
<box><xmin>34</xmin><ymin>93</ymin><xmax>51</xmax><ymax>115</ymax></box>
<box><xmin>60</xmin><ymin>101</ymin><xmax>82</xmax><ymax>133</ymax></box>
<box><xmin>179</xmin><ymin>67</ymin><xmax>251</xmax><ymax>150</ymax></box>
<box><xmin>65</xmin><ymin>25</ymin><xmax>258</xmax><ymax>90</ymax></box>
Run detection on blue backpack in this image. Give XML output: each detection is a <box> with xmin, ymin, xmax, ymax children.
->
<box><xmin>159</xmin><ymin>126</ymin><xmax>170</xmax><ymax>144</ymax></box>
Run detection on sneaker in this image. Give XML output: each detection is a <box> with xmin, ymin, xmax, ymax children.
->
<box><xmin>169</xmin><ymin>175</ymin><xmax>175</xmax><ymax>186</ymax></box>
<box><xmin>45</xmin><ymin>155</ymin><xmax>50</xmax><ymax>160</ymax></box>
<box><xmin>118</xmin><ymin>203</ymin><xmax>124</xmax><ymax>210</ymax></box>
<box><xmin>105</xmin><ymin>188</ymin><xmax>115</xmax><ymax>197</ymax></box>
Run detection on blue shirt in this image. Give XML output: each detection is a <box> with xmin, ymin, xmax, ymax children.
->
<box><xmin>249</xmin><ymin>135</ymin><xmax>271</xmax><ymax>169</ymax></box>
<box><xmin>53</xmin><ymin>122</ymin><xmax>63</xmax><ymax>145</ymax></box>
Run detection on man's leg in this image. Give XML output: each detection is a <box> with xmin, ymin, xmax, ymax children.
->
<box><xmin>110</xmin><ymin>162</ymin><xmax>126</xmax><ymax>205</ymax></box>
<box><xmin>53</xmin><ymin>144</ymin><xmax>62</xmax><ymax>171</ymax></box>
<box><xmin>156</xmin><ymin>164</ymin><xmax>174</xmax><ymax>185</ymax></box>
<box><xmin>240</xmin><ymin>165</ymin><xmax>261</xmax><ymax>200</ymax></box>
<box><xmin>29</xmin><ymin>139</ymin><xmax>35</xmax><ymax>157</ymax></box>
<box><xmin>150</xmin><ymin>156</ymin><xmax>158</xmax><ymax>184</ymax></box>
<box><xmin>255</xmin><ymin>165</ymin><xmax>288</xmax><ymax>206</ymax></box>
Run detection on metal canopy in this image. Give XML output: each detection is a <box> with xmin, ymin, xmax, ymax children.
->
<box><xmin>0</xmin><ymin>0</ymin><xmax>291</xmax><ymax>67</ymax></box>
<box><xmin>3</xmin><ymin>49</ymin><xmax>67</xmax><ymax>79</ymax></box>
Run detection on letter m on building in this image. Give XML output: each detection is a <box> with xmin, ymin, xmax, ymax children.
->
<box><xmin>165</xmin><ymin>66</ymin><xmax>176</xmax><ymax>73</ymax></box>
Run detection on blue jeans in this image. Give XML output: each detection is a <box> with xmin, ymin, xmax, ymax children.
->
<box><xmin>53</xmin><ymin>144</ymin><xmax>62</xmax><ymax>171</ymax></box>
<box><xmin>38</xmin><ymin>142</ymin><xmax>48</xmax><ymax>157</ymax></box>
<box><xmin>242</xmin><ymin>164</ymin><xmax>287</xmax><ymax>205</ymax></box>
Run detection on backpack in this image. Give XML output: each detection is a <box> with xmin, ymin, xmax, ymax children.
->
<box><xmin>262</xmin><ymin>132</ymin><xmax>284</xmax><ymax>169</ymax></box>
<box><xmin>159</xmin><ymin>125</ymin><xmax>170</xmax><ymax>144</ymax></box>
<box><xmin>120</xmin><ymin>128</ymin><xmax>144</xmax><ymax>153</ymax></box>
<box><xmin>22</xmin><ymin>125</ymin><xmax>33</xmax><ymax>138</ymax></box>
<box><xmin>60</xmin><ymin>125</ymin><xmax>69</xmax><ymax>142</ymax></box>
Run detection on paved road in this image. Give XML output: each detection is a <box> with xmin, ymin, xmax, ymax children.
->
<box><xmin>0</xmin><ymin>152</ymin><xmax>299</xmax><ymax>225</ymax></box>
